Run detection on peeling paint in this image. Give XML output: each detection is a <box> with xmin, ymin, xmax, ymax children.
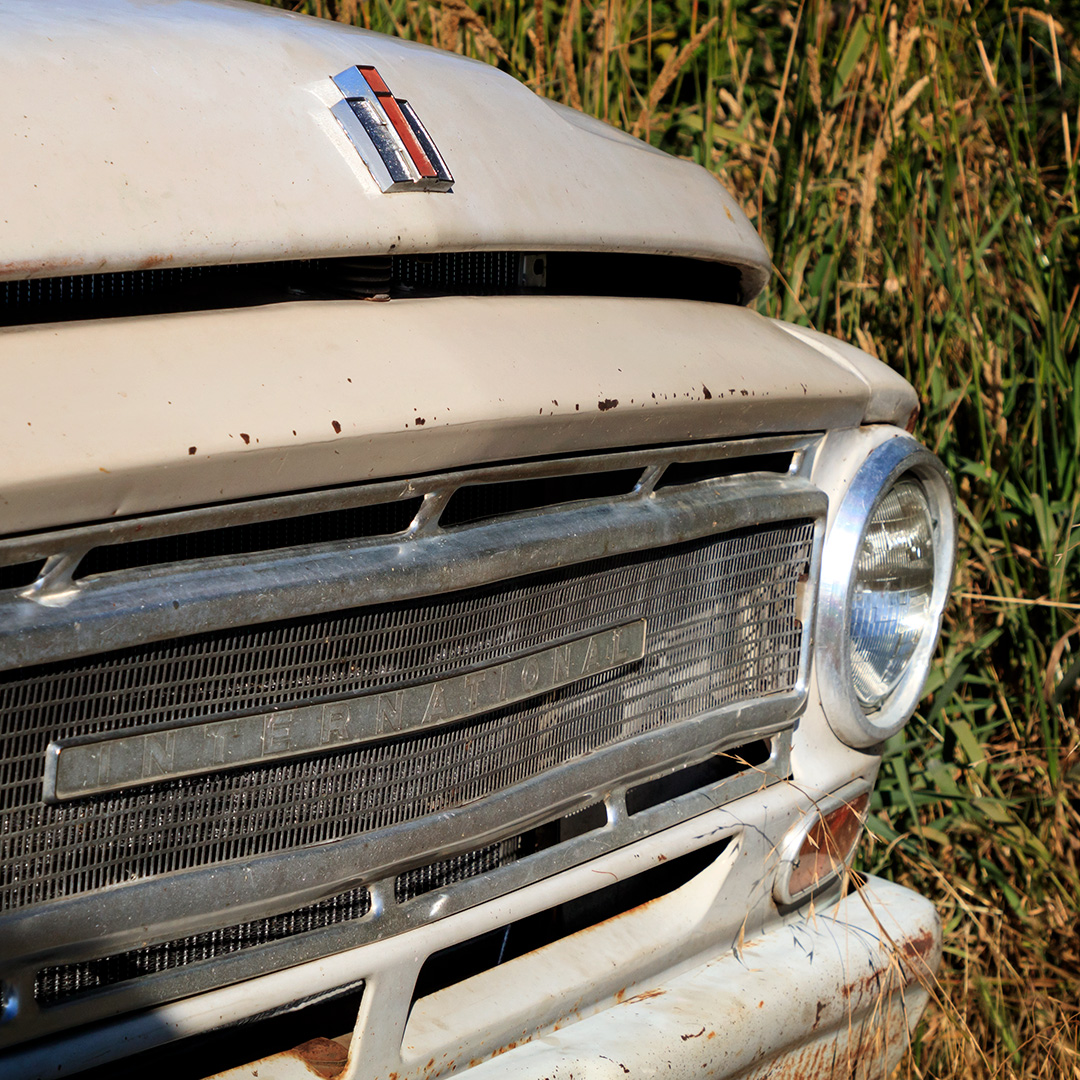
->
<box><xmin>598</xmin><ymin>399</ymin><xmax>619</xmax><ymax>412</ymax></box>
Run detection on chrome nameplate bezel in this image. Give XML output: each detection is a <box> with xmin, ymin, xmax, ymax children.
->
<box><xmin>43</xmin><ymin>621</ymin><xmax>646</xmax><ymax>802</ymax></box>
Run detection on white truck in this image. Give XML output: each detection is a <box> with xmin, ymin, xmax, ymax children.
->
<box><xmin>0</xmin><ymin>2</ymin><xmax>954</xmax><ymax>1077</ymax></box>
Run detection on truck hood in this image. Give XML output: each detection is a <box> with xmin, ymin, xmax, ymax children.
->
<box><xmin>0</xmin><ymin>0</ymin><xmax>770</xmax><ymax>297</ymax></box>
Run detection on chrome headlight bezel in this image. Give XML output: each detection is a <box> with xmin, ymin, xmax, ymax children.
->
<box><xmin>817</xmin><ymin>437</ymin><xmax>956</xmax><ymax>748</ymax></box>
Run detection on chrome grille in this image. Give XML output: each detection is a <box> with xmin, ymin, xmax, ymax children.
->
<box><xmin>0</xmin><ymin>522</ymin><xmax>812</xmax><ymax>914</ymax></box>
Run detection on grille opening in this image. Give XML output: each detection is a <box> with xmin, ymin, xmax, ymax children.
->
<box><xmin>65</xmin><ymin>984</ymin><xmax>363</xmax><ymax>1080</ymax></box>
<box><xmin>439</xmin><ymin>469</ymin><xmax>643</xmax><ymax>528</ymax></box>
<box><xmin>0</xmin><ymin>559</ymin><xmax>44</xmax><ymax>591</ymax></box>
<box><xmin>74</xmin><ymin>498</ymin><xmax>421</xmax><ymax>578</ymax></box>
<box><xmin>654</xmin><ymin>452</ymin><xmax>795</xmax><ymax>490</ymax></box>
<box><xmin>1</xmin><ymin>251</ymin><xmax>745</xmax><ymax>327</ymax></box>
<box><xmin>625</xmin><ymin>740</ymin><xmax>773</xmax><ymax>816</ymax></box>
<box><xmin>395</xmin><ymin>802</ymin><xmax>608</xmax><ymax>904</ymax></box>
<box><xmin>34</xmin><ymin>886</ymin><xmax>371</xmax><ymax>1007</ymax></box>
<box><xmin>411</xmin><ymin>836</ymin><xmax>732</xmax><ymax>1003</ymax></box>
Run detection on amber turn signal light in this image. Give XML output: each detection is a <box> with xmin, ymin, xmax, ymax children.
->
<box><xmin>774</xmin><ymin>789</ymin><xmax>870</xmax><ymax>905</ymax></box>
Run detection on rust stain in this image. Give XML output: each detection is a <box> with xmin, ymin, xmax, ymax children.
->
<box><xmin>286</xmin><ymin>1037</ymin><xmax>349</xmax><ymax>1079</ymax></box>
<box><xmin>137</xmin><ymin>253</ymin><xmax>174</xmax><ymax>270</ymax></box>
<box><xmin>240</xmin><ymin>433</ymin><xmax>251</xmax><ymax>445</ymax></box>
<box><xmin>331</xmin><ymin>420</ymin><xmax>342</xmax><ymax>434</ymax></box>
<box><xmin>491</xmin><ymin>1035</ymin><xmax>532</xmax><ymax>1059</ymax></box>
<box><xmin>598</xmin><ymin>399</ymin><xmax>619</xmax><ymax>411</ymax></box>
<box><xmin>899</xmin><ymin>926</ymin><xmax>936</xmax><ymax>963</ymax></box>
<box><xmin>624</xmin><ymin>988</ymin><xmax>665</xmax><ymax>1003</ymax></box>
<box><xmin>0</xmin><ymin>255</ymin><xmax>90</xmax><ymax>280</ymax></box>
<box><xmin>680</xmin><ymin>1027</ymin><xmax>706</xmax><ymax>1041</ymax></box>
<box><xmin>615</xmin><ymin>988</ymin><xmax>627</xmax><ymax>1003</ymax></box>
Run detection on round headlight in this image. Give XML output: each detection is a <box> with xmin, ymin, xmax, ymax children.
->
<box><xmin>816</xmin><ymin>436</ymin><xmax>956</xmax><ymax>748</ymax></box>
<box><xmin>850</xmin><ymin>479</ymin><xmax>936</xmax><ymax>709</ymax></box>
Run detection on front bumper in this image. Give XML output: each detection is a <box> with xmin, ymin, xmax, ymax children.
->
<box><xmin>208</xmin><ymin>828</ymin><xmax>940</xmax><ymax>1080</ymax></box>
<box><xmin>459</xmin><ymin>875</ymin><xmax>940</xmax><ymax>1080</ymax></box>
<box><xmin>220</xmin><ymin>875</ymin><xmax>939</xmax><ymax>1080</ymax></box>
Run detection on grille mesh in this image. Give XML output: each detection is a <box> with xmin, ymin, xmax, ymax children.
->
<box><xmin>0</xmin><ymin>522</ymin><xmax>812</xmax><ymax>914</ymax></box>
<box><xmin>395</xmin><ymin>839</ymin><xmax>523</xmax><ymax>905</ymax></box>
<box><xmin>34</xmin><ymin>886</ymin><xmax>371</xmax><ymax>1006</ymax></box>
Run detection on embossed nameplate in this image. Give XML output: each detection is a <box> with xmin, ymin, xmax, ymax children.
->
<box><xmin>43</xmin><ymin>620</ymin><xmax>646</xmax><ymax>802</ymax></box>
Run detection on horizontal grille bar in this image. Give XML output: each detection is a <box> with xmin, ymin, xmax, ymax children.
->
<box><xmin>34</xmin><ymin>887</ymin><xmax>372</xmax><ymax>1007</ymax></box>
<box><xmin>0</xmin><ymin>522</ymin><xmax>812</xmax><ymax>914</ymax></box>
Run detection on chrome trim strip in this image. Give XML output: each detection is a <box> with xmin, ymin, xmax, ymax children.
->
<box><xmin>0</xmin><ymin>475</ymin><xmax>823</xmax><ymax>673</ymax></box>
<box><xmin>0</xmin><ymin>436</ymin><xmax>814</xmax><ymax>567</ymax></box>
<box><xmin>44</xmin><ymin>622</ymin><xmax>647</xmax><ymax>801</ymax></box>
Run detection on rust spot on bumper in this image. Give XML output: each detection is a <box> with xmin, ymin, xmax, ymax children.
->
<box><xmin>285</xmin><ymin>1037</ymin><xmax>350</xmax><ymax>1079</ymax></box>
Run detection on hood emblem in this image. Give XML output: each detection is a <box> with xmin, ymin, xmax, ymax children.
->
<box><xmin>330</xmin><ymin>65</ymin><xmax>453</xmax><ymax>193</ymax></box>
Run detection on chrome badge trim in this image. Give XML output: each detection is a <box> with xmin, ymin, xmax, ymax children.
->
<box><xmin>43</xmin><ymin>621</ymin><xmax>645</xmax><ymax>801</ymax></box>
<box><xmin>330</xmin><ymin>65</ymin><xmax>453</xmax><ymax>192</ymax></box>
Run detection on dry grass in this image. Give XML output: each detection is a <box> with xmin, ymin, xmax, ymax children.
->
<box><xmin>261</xmin><ymin>0</ymin><xmax>1080</xmax><ymax>1073</ymax></box>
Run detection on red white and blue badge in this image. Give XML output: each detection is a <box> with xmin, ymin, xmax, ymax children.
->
<box><xmin>330</xmin><ymin>65</ymin><xmax>453</xmax><ymax>192</ymax></box>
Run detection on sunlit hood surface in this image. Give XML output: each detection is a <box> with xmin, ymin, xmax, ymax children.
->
<box><xmin>0</xmin><ymin>0</ymin><xmax>771</xmax><ymax>298</ymax></box>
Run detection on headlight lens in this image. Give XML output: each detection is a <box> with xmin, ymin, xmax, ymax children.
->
<box><xmin>849</xmin><ymin>479</ymin><xmax>936</xmax><ymax>709</ymax></box>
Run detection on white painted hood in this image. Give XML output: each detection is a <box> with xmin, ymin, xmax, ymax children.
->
<box><xmin>0</xmin><ymin>0</ymin><xmax>771</xmax><ymax>296</ymax></box>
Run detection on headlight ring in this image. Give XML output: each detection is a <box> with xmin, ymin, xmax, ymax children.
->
<box><xmin>817</xmin><ymin>436</ymin><xmax>956</xmax><ymax>748</ymax></box>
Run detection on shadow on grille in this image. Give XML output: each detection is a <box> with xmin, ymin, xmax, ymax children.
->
<box><xmin>34</xmin><ymin>887</ymin><xmax>372</xmax><ymax>1007</ymax></box>
<box><xmin>395</xmin><ymin>802</ymin><xmax>608</xmax><ymax>904</ymax></box>
<box><xmin>654</xmin><ymin>452</ymin><xmax>794</xmax><ymax>490</ymax></box>
<box><xmin>625</xmin><ymin>740</ymin><xmax>773</xmax><ymax>816</ymax></box>
<box><xmin>411</xmin><ymin>836</ymin><xmax>733</xmax><ymax>1003</ymax></box>
<box><xmin>439</xmin><ymin>469</ymin><xmax>643</xmax><ymax>528</ymax></box>
<box><xmin>0</xmin><ymin>560</ymin><xmax>44</xmax><ymax>591</ymax></box>
<box><xmin>75</xmin><ymin>498</ymin><xmax>422</xmax><ymax>578</ymax></box>
<box><xmin>65</xmin><ymin>984</ymin><xmax>364</xmax><ymax>1080</ymax></box>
